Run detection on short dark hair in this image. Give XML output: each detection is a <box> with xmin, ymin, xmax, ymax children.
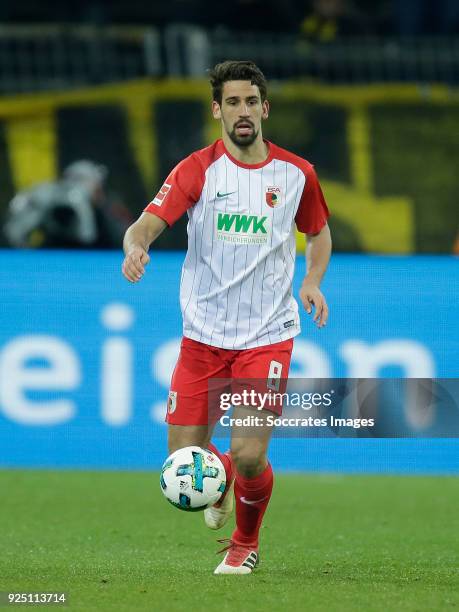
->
<box><xmin>209</xmin><ymin>61</ymin><xmax>268</xmax><ymax>105</ymax></box>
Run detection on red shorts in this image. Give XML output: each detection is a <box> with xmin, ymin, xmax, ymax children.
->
<box><xmin>166</xmin><ymin>337</ymin><xmax>294</xmax><ymax>426</ymax></box>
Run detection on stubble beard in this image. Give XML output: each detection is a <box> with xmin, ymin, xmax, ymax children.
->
<box><xmin>227</xmin><ymin>124</ymin><xmax>259</xmax><ymax>148</ymax></box>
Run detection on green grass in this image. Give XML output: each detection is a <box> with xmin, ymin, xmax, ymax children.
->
<box><xmin>0</xmin><ymin>470</ymin><xmax>457</xmax><ymax>611</ymax></box>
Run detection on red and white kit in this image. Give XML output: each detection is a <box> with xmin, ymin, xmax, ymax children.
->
<box><xmin>144</xmin><ymin>139</ymin><xmax>329</xmax><ymax>424</ymax></box>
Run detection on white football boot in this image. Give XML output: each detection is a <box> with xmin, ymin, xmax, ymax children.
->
<box><xmin>214</xmin><ymin>539</ymin><xmax>259</xmax><ymax>575</ymax></box>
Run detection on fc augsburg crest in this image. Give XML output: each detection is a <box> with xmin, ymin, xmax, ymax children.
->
<box><xmin>266</xmin><ymin>186</ymin><xmax>282</xmax><ymax>208</ymax></box>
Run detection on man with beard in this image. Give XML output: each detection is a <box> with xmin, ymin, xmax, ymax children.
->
<box><xmin>122</xmin><ymin>61</ymin><xmax>332</xmax><ymax>574</ymax></box>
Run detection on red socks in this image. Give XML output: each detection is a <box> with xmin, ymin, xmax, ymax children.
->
<box><xmin>207</xmin><ymin>443</ymin><xmax>234</xmax><ymax>506</ymax></box>
<box><xmin>207</xmin><ymin>443</ymin><xmax>273</xmax><ymax>548</ymax></box>
<box><xmin>232</xmin><ymin>462</ymin><xmax>273</xmax><ymax>549</ymax></box>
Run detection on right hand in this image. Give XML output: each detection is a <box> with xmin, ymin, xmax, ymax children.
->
<box><xmin>122</xmin><ymin>247</ymin><xmax>150</xmax><ymax>283</ymax></box>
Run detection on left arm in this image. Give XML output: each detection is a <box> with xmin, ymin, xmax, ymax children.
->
<box><xmin>299</xmin><ymin>223</ymin><xmax>332</xmax><ymax>328</ymax></box>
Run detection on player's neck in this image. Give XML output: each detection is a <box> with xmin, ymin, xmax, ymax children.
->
<box><xmin>222</xmin><ymin>133</ymin><xmax>269</xmax><ymax>165</ymax></box>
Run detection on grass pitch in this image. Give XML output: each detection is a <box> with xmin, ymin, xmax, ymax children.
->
<box><xmin>0</xmin><ymin>470</ymin><xmax>457</xmax><ymax>611</ymax></box>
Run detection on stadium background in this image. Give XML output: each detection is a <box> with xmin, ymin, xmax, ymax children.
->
<box><xmin>0</xmin><ymin>0</ymin><xmax>458</xmax><ymax>474</ymax></box>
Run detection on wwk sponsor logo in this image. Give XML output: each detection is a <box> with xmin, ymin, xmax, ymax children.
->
<box><xmin>215</xmin><ymin>212</ymin><xmax>270</xmax><ymax>244</ymax></box>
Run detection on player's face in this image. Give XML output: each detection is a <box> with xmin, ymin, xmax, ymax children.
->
<box><xmin>212</xmin><ymin>81</ymin><xmax>269</xmax><ymax>147</ymax></box>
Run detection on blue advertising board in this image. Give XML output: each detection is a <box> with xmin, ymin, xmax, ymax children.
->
<box><xmin>0</xmin><ymin>251</ymin><xmax>457</xmax><ymax>473</ymax></box>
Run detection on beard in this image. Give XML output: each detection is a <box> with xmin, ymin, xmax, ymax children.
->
<box><xmin>227</xmin><ymin>122</ymin><xmax>259</xmax><ymax>147</ymax></box>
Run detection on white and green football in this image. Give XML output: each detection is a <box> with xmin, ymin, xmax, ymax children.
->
<box><xmin>160</xmin><ymin>446</ymin><xmax>226</xmax><ymax>511</ymax></box>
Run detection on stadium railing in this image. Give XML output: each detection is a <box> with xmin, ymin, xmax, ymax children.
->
<box><xmin>1</xmin><ymin>25</ymin><xmax>459</xmax><ymax>93</ymax></box>
<box><xmin>0</xmin><ymin>24</ymin><xmax>161</xmax><ymax>94</ymax></box>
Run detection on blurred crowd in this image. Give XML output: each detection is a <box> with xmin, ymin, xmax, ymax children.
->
<box><xmin>1</xmin><ymin>0</ymin><xmax>459</xmax><ymax>36</ymax></box>
<box><xmin>2</xmin><ymin>161</ymin><xmax>133</xmax><ymax>249</ymax></box>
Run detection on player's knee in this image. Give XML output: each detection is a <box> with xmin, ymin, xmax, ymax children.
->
<box><xmin>231</xmin><ymin>445</ymin><xmax>266</xmax><ymax>478</ymax></box>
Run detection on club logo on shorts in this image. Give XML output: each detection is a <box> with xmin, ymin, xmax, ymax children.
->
<box><xmin>150</xmin><ymin>182</ymin><xmax>172</xmax><ymax>207</ymax></box>
<box><xmin>265</xmin><ymin>186</ymin><xmax>282</xmax><ymax>208</ymax></box>
<box><xmin>168</xmin><ymin>391</ymin><xmax>177</xmax><ymax>413</ymax></box>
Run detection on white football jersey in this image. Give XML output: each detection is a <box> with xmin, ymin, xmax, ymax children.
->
<box><xmin>145</xmin><ymin>139</ymin><xmax>329</xmax><ymax>349</ymax></box>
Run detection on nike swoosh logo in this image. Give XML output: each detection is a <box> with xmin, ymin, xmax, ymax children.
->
<box><xmin>216</xmin><ymin>190</ymin><xmax>237</xmax><ymax>198</ymax></box>
<box><xmin>240</xmin><ymin>496</ymin><xmax>269</xmax><ymax>505</ymax></box>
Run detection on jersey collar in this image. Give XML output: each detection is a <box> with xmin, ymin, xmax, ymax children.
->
<box><xmin>219</xmin><ymin>139</ymin><xmax>274</xmax><ymax>169</ymax></box>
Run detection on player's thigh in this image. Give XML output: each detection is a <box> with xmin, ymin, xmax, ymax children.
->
<box><xmin>166</xmin><ymin>337</ymin><xmax>230</xmax><ymax>428</ymax></box>
<box><xmin>229</xmin><ymin>340</ymin><xmax>293</xmax><ymax>474</ymax></box>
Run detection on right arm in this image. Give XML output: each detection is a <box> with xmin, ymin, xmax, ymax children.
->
<box><xmin>122</xmin><ymin>212</ymin><xmax>167</xmax><ymax>283</ymax></box>
<box><xmin>122</xmin><ymin>152</ymin><xmax>203</xmax><ymax>283</ymax></box>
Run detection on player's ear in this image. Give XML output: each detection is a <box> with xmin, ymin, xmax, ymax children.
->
<box><xmin>212</xmin><ymin>100</ymin><xmax>221</xmax><ymax>119</ymax></box>
<box><xmin>262</xmin><ymin>99</ymin><xmax>269</xmax><ymax>120</ymax></box>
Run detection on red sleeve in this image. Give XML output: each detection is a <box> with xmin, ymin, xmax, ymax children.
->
<box><xmin>143</xmin><ymin>153</ymin><xmax>204</xmax><ymax>226</ymax></box>
<box><xmin>295</xmin><ymin>164</ymin><xmax>330</xmax><ymax>235</ymax></box>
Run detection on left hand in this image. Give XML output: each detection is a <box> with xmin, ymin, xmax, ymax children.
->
<box><xmin>299</xmin><ymin>282</ymin><xmax>328</xmax><ymax>328</ymax></box>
